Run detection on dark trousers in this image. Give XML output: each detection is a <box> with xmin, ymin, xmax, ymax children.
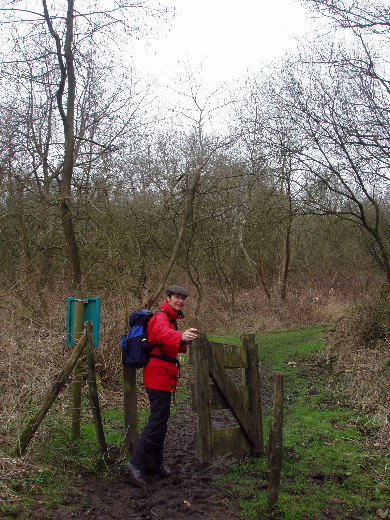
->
<box><xmin>131</xmin><ymin>388</ymin><xmax>171</xmax><ymax>471</ymax></box>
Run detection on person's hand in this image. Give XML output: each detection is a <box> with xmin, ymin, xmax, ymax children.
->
<box><xmin>182</xmin><ymin>328</ymin><xmax>197</xmax><ymax>342</ymax></box>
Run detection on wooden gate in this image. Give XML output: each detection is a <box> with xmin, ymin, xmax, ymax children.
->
<box><xmin>191</xmin><ymin>332</ymin><xmax>264</xmax><ymax>462</ymax></box>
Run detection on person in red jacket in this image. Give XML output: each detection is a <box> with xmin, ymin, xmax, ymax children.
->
<box><xmin>125</xmin><ymin>285</ymin><xmax>197</xmax><ymax>486</ymax></box>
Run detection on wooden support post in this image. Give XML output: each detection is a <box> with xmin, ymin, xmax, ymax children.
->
<box><xmin>242</xmin><ymin>334</ymin><xmax>264</xmax><ymax>455</ymax></box>
<box><xmin>72</xmin><ymin>290</ymin><xmax>84</xmax><ymax>438</ymax></box>
<box><xmin>13</xmin><ymin>330</ymin><xmax>88</xmax><ymax>456</ymax></box>
<box><xmin>86</xmin><ymin>322</ymin><xmax>108</xmax><ymax>462</ymax></box>
<box><xmin>192</xmin><ymin>332</ymin><xmax>213</xmax><ymax>463</ymax></box>
<box><xmin>268</xmin><ymin>371</ymin><xmax>284</xmax><ymax>505</ymax></box>
<box><xmin>123</xmin><ymin>365</ymin><xmax>138</xmax><ymax>454</ymax></box>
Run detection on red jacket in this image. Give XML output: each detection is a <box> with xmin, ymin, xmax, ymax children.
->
<box><xmin>143</xmin><ymin>300</ymin><xmax>188</xmax><ymax>391</ymax></box>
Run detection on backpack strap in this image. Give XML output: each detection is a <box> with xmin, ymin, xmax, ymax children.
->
<box><xmin>149</xmin><ymin>354</ymin><xmax>181</xmax><ymax>377</ymax></box>
<box><xmin>155</xmin><ymin>309</ymin><xmax>178</xmax><ymax>330</ymax></box>
<box><xmin>148</xmin><ymin>310</ymin><xmax>180</xmax><ymax>375</ymax></box>
<box><xmin>149</xmin><ymin>353</ymin><xmax>178</xmax><ymax>364</ymax></box>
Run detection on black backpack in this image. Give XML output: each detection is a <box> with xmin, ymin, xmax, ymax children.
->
<box><xmin>120</xmin><ymin>309</ymin><xmax>178</xmax><ymax>368</ymax></box>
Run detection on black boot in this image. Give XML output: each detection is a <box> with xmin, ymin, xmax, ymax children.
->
<box><xmin>152</xmin><ymin>465</ymin><xmax>172</xmax><ymax>478</ymax></box>
<box><xmin>124</xmin><ymin>462</ymin><xmax>147</xmax><ymax>486</ymax></box>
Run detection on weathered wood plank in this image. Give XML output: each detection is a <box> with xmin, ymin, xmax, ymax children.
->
<box><xmin>212</xmin><ymin>427</ymin><xmax>252</xmax><ymax>456</ymax></box>
<box><xmin>208</xmin><ymin>341</ymin><xmax>247</xmax><ymax>368</ymax></box>
<box><xmin>72</xmin><ymin>290</ymin><xmax>84</xmax><ymax>439</ymax></box>
<box><xmin>208</xmin><ymin>350</ymin><xmax>258</xmax><ymax>448</ymax></box>
<box><xmin>192</xmin><ymin>333</ymin><xmax>213</xmax><ymax>462</ymax></box>
<box><xmin>210</xmin><ymin>384</ymin><xmax>249</xmax><ymax>410</ymax></box>
<box><xmin>86</xmin><ymin>322</ymin><xmax>107</xmax><ymax>461</ymax></box>
<box><xmin>192</xmin><ymin>383</ymin><xmax>249</xmax><ymax>412</ymax></box>
<box><xmin>123</xmin><ymin>365</ymin><xmax>139</xmax><ymax>454</ymax></box>
<box><xmin>243</xmin><ymin>334</ymin><xmax>264</xmax><ymax>454</ymax></box>
<box><xmin>268</xmin><ymin>372</ymin><xmax>284</xmax><ymax>504</ymax></box>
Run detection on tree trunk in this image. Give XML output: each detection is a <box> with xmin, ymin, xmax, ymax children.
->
<box><xmin>61</xmin><ymin>199</ymin><xmax>82</xmax><ymax>291</ymax></box>
<box><xmin>144</xmin><ymin>164</ymin><xmax>203</xmax><ymax>308</ymax></box>
<box><xmin>279</xmin><ymin>149</ymin><xmax>293</xmax><ymax>301</ymax></box>
<box><xmin>43</xmin><ymin>0</ymin><xmax>81</xmax><ymax>291</ymax></box>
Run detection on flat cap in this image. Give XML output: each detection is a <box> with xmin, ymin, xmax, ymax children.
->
<box><xmin>166</xmin><ymin>285</ymin><xmax>189</xmax><ymax>297</ymax></box>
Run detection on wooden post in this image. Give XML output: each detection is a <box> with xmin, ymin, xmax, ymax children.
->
<box><xmin>13</xmin><ymin>330</ymin><xmax>88</xmax><ymax>456</ymax></box>
<box><xmin>242</xmin><ymin>334</ymin><xmax>264</xmax><ymax>455</ymax></box>
<box><xmin>123</xmin><ymin>365</ymin><xmax>139</xmax><ymax>454</ymax></box>
<box><xmin>268</xmin><ymin>371</ymin><xmax>284</xmax><ymax>505</ymax></box>
<box><xmin>85</xmin><ymin>322</ymin><xmax>108</xmax><ymax>462</ymax></box>
<box><xmin>192</xmin><ymin>333</ymin><xmax>213</xmax><ymax>463</ymax></box>
<box><xmin>72</xmin><ymin>290</ymin><xmax>84</xmax><ymax>438</ymax></box>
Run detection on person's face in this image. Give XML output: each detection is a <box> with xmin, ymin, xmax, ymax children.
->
<box><xmin>167</xmin><ymin>293</ymin><xmax>187</xmax><ymax>312</ymax></box>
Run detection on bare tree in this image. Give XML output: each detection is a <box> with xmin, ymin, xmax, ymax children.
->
<box><xmin>303</xmin><ymin>0</ymin><xmax>390</xmax><ymax>32</ymax></box>
<box><xmin>302</xmin><ymin>0</ymin><xmax>390</xmax><ymax>95</ymax></box>
<box><xmin>142</xmin><ymin>73</ymin><xmax>234</xmax><ymax>308</ymax></box>
<box><xmin>278</xmin><ymin>48</ymin><xmax>390</xmax><ymax>281</ymax></box>
<box><xmin>0</xmin><ymin>0</ymin><xmax>168</xmax><ymax>292</ymax></box>
<box><xmin>232</xmin><ymin>75</ymin><xmax>304</xmax><ymax>299</ymax></box>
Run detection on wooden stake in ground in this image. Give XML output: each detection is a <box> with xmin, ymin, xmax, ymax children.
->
<box><xmin>123</xmin><ymin>364</ymin><xmax>139</xmax><ymax>454</ymax></box>
<box><xmin>192</xmin><ymin>333</ymin><xmax>213</xmax><ymax>463</ymax></box>
<box><xmin>13</xmin><ymin>329</ymin><xmax>88</xmax><ymax>457</ymax></box>
<box><xmin>268</xmin><ymin>371</ymin><xmax>284</xmax><ymax>505</ymax></box>
<box><xmin>72</xmin><ymin>290</ymin><xmax>85</xmax><ymax>438</ymax></box>
<box><xmin>86</xmin><ymin>321</ymin><xmax>107</xmax><ymax>461</ymax></box>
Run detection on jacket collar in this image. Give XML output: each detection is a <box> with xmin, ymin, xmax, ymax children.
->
<box><xmin>160</xmin><ymin>300</ymin><xmax>185</xmax><ymax>320</ymax></box>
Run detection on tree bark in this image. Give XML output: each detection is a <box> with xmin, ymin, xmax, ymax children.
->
<box><xmin>123</xmin><ymin>365</ymin><xmax>139</xmax><ymax>455</ymax></box>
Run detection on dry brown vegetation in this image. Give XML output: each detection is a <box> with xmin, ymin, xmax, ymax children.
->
<box><xmin>326</xmin><ymin>283</ymin><xmax>390</xmax><ymax>443</ymax></box>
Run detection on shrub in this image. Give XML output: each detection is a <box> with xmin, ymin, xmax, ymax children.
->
<box><xmin>328</xmin><ymin>284</ymin><xmax>390</xmax><ymax>437</ymax></box>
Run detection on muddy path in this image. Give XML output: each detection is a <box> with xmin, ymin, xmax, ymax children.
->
<box><xmin>29</xmin><ymin>395</ymin><xmax>254</xmax><ymax>520</ymax></box>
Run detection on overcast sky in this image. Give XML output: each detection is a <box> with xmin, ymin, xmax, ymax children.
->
<box><xmin>130</xmin><ymin>0</ymin><xmax>313</xmax><ymax>88</ymax></box>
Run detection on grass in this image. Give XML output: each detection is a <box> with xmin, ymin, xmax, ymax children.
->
<box><xmin>211</xmin><ymin>326</ymin><xmax>389</xmax><ymax>520</ymax></box>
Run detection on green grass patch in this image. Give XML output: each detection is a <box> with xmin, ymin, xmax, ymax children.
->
<box><xmin>213</xmin><ymin>327</ymin><xmax>388</xmax><ymax>520</ymax></box>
